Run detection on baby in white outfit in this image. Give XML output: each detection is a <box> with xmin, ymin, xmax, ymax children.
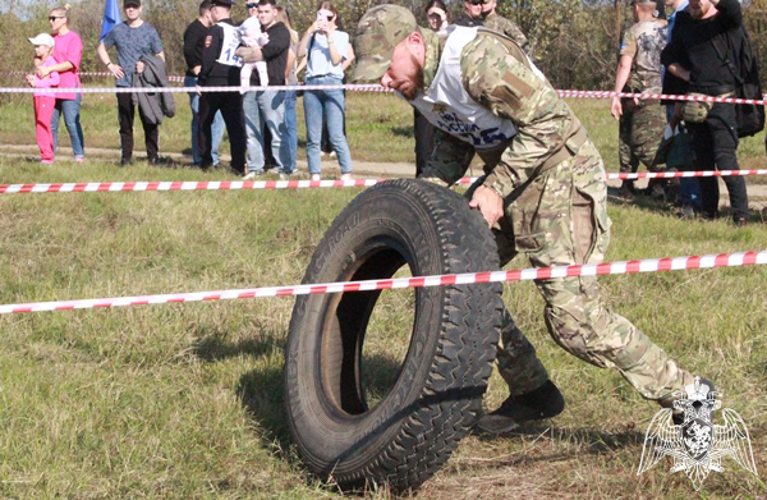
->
<box><xmin>239</xmin><ymin>16</ymin><xmax>269</xmax><ymax>92</ymax></box>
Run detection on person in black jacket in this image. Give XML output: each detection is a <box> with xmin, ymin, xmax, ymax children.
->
<box><xmin>237</xmin><ymin>0</ymin><xmax>292</xmax><ymax>178</ymax></box>
<box><xmin>661</xmin><ymin>0</ymin><xmax>749</xmax><ymax>225</ymax></box>
<box><xmin>196</xmin><ymin>0</ymin><xmax>247</xmax><ymax>174</ymax></box>
<box><xmin>183</xmin><ymin>0</ymin><xmax>224</xmax><ymax>166</ymax></box>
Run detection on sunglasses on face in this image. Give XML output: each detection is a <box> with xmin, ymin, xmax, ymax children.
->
<box><xmin>48</xmin><ymin>16</ymin><xmax>63</xmax><ymax>21</ymax></box>
<box><xmin>247</xmin><ymin>2</ymin><xmax>258</xmax><ymax>7</ymax></box>
<box><xmin>468</xmin><ymin>0</ymin><xmax>489</xmax><ymax>4</ymax></box>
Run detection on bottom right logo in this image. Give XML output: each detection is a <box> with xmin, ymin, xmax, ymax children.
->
<box><xmin>638</xmin><ymin>377</ymin><xmax>758</xmax><ymax>490</ymax></box>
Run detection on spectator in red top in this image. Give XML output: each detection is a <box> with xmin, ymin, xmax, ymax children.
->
<box><xmin>37</xmin><ymin>3</ymin><xmax>85</xmax><ymax>162</ymax></box>
<box><xmin>27</xmin><ymin>34</ymin><xmax>61</xmax><ymax>164</ymax></box>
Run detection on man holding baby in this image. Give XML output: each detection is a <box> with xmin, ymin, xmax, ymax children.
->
<box><xmin>237</xmin><ymin>0</ymin><xmax>292</xmax><ymax>178</ymax></box>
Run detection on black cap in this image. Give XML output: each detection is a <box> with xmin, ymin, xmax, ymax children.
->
<box><xmin>212</xmin><ymin>0</ymin><xmax>235</xmax><ymax>5</ymax></box>
<box><xmin>124</xmin><ymin>0</ymin><xmax>141</xmax><ymax>7</ymax></box>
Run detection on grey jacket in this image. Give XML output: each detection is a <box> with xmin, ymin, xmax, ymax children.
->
<box><xmin>132</xmin><ymin>54</ymin><xmax>175</xmax><ymax>125</ymax></box>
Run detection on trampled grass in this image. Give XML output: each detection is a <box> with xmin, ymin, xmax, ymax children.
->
<box><xmin>0</xmin><ymin>89</ymin><xmax>766</xmax><ymax>498</ymax></box>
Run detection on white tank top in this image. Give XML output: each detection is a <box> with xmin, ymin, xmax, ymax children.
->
<box><xmin>215</xmin><ymin>21</ymin><xmax>244</xmax><ymax>68</ymax></box>
<box><xmin>411</xmin><ymin>26</ymin><xmax>521</xmax><ymax>151</ymax></box>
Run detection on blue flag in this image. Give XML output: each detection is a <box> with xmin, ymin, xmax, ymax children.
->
<box><xmin>100</xmin><ymin>0</ymin><xmax>122</xmax><ymax>42</ymax></box>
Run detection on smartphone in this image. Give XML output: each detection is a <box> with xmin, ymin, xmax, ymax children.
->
<box><xmin>316</xmin><ymin>11</ymin><xmax>327</xmax><ymax>22</ymax></box>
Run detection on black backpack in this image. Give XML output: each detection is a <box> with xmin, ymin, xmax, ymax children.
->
<box><xmin>712</xmin><ymin>24</ymin><xmax>765</xmax><ymax>138</ymax></box>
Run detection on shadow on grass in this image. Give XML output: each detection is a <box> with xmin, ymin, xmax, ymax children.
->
<box><xmin>469</xmin><ymin>424</ymin><xmax>647</xmax><ymax>468</ymax></box>
<box><xmin>193</xmin><ymin>333</ymin><xmax>283</xmax><ymax>363</ymax></box>
<box><xmin>391</xmin><ymin>126</ymin><xmax>414</xmax><ymax>139</ymax></box>
<box><xmin>608</xmin><ymin>185</ymin><xmax>767</xmax><ymax>224</ymax></box>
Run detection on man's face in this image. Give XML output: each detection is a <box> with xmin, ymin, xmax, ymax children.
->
<box><xmin>258</xmin><ymin>4</ymin><xmax>278</xmax><ymax>28</ymax></box>
<box><xmin>202</xmin><ymin>9</ymin><xmax>213</xmax><ymax>26</ymax></box>
<box><xmin>464</xmin><ymin>0</ymin><xmax>483</xmax><ymax>18</ymax></box>
<box><xmin>482</xmin><ymin>0</ymin><xmax>496</xmax><ymax>15</ymax></box>
<box><xmin>379</xmin><ymin>38</ymin><xmax>424</xmax><ymax>101</ymax></box>
<box><xmin>124</xmin><ymin>3</ymin><xmax>142</xmax><ymax>21</ymax></box>
<box><xmin>247</xmin><ymin>2</ymin><xmax>259</xmax><ymax>17</ymax></box>
<box><xmin>689</xmin><ymin>0</ymin><xmax>714</xmax><ymax>18</ymax></box>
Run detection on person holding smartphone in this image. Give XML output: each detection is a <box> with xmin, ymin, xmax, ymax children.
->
<box><xmin>297</xmin><ymin>1</ymin><xmax>353</xmax><ymax>181</ymax></box>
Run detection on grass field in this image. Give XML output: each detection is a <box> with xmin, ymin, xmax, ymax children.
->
<box><xmin>0</xmin><ymin>88</ymin><xmax>766</xmax><ymax>498</ymax></box>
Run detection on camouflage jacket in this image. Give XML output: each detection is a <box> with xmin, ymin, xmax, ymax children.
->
<box><xmin>421</xmin><ymin>29</ymin><xmax>583</xmax><ymax>199</ymax></box>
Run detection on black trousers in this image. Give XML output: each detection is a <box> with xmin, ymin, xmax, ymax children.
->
<box><xmin>687</xmin><ymin>102</ymin><xmax>749</xmax><ymax>220</ymax></box>
<box><xmin>198</xmin><ymin>89</ymin><xmax>246</xmax><ymax>173</ymax></box>
<box><xmin>414</xmin><ymin>108</ymin><xmax>437</xmax><ymax>177</ymax></box>
<box><xmin>117</xmin><ymin>92</ymin><xmax>158</xmax><ymax>162</ymax></box>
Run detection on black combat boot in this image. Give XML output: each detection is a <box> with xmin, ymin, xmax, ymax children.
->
<box><xmin>475</xmin><ymin>380</ymin><xmax>565</xmax><ymax>434</ymax></box>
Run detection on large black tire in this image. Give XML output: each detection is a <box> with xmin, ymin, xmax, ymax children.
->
<box><xmin>284</xmin><ymin>179</ymin><xmax>504</xmax><ymax>493</ymax></box>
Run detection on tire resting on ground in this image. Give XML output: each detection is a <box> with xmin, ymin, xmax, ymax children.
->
<box><xmin>284</xmin><ymin>179</ymin><xmax>504</xmax><ymax>493</ymax></box>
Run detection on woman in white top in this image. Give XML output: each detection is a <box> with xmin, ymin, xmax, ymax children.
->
<box><xmin>297</xmin><ymin>1</ymin><xmax>353</xmax><ymax>180</ymax></box>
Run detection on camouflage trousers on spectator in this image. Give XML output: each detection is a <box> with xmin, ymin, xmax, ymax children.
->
<box><xmin>619</xmin><ymin>97</ymin><xmax>666</xmax><ymax>173</ymax></box>
<box><xmin>481</xmin><ymin>139</ymin><xmax>694</xmax><ymax>403</ymax></box>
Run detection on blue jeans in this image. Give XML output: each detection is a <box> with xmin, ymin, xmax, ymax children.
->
<box><xmin>186</xmin><ymin>75</ymin><xmax>224</xmax><ymax>165</ymax></box>
<box><xmin>244</xmin><ymin>89</ymin><xmax>291</xmax><ymax>173</ymax></box>
<box><xmin>284</xmin><ymin>90</ymin><xmax>298</xmax><ymax>172</ymax></box>
<box><xmin>52</xmin><ymin>93</ymin><xmax>84</xmax><ymax>158</ymax></box>
<box><xmin>304</xmin><ymin>76</ymin><xmax>352</xmax><ymax>175</ymax></box>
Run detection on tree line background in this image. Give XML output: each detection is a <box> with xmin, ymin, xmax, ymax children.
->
<box><xmin>2</xmin><ymin>0</ymin><xmax>767</xmax><ymax>96</ymax></box>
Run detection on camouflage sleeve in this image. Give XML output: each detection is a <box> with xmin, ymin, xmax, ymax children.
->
<box><xmin>502</xmin><ymin>21</ymin><xmax>529</xmax><ymax>54</ymax></box>
<box><xmin>420</xmin><ymin>127</ymin><xmax>475</xmax><ymax>185</ymax></box>
<box><xmin>620</xmin><ymin>25</ymin><xmax>637</xmax><ymax>59</ymax></box>
<box><xmin>459</xmin><ymin>33</ymin><xmax>576</xmax><ymax>198</ymax></box>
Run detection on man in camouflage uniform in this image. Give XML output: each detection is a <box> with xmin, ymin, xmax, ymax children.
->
<box><xmin>353</xmin><ymin>4</ymin><xmax>701</xmax><ymax>433</ymax></box>
<box><xmin>610</xmin><ymin>0</ymin><xmax>668</xmax><ymax>197</ymax></box>
<box><xmin>480</xmin><ymin>0</ymin><xmax>529</xmax><ymax>54</ymax></box>
<box><xmin>455</xmin><ymin>0</ymin><xmax>529</xmax><ymax>53</ymax></box>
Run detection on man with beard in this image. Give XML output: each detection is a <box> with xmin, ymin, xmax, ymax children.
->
<box><xmin>610</xmin><ymin>0</ymin><xmax>667</xmax><ymax>198</ymax></box>
<box><xmin>353</xmin><ymin>5</ymin><xmax>704</xmax><ymax>433</ymax></box>
<box><xmin>661</xmin><ymin>0</ymin><xmax>750</xmax><ymax>225</ymax></box>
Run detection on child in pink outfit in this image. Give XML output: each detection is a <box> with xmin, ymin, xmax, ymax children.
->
<box><xmin>238</xmin><ymin>16</ymin><xmax>270</xmax><ymax>93</ymax></box>
<box><xmin>26</xmin><ymin>33</ymin><xmax>60</xmax><ymax>164</ymax></box>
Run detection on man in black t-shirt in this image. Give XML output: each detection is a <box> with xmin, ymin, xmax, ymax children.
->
<box><xmin>661</xmin><ymin>0</ymin><xmax>749</xmax><ymax>224</ymax></box>
<box><xmin>237</xmin><ymin>0</ymin><xmax>292</xmax><ymax>178</ymax></box>
<box><xmin>183</xmin><ymin>0</ymin><xmax>224</xmax><ymax>166</ymax></box>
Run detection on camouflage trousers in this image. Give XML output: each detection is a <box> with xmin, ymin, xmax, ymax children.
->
<box><xmin>619</xmin><ymin>98</ymin><xmax>666</xmax><ymax>173</ymax></box>
<box><xmin>483</xmin><ymin>139</ymin><xmax>694</xmax><ymax>403</ymax></box>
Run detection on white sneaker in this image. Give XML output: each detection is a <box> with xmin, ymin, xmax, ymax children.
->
<box><xmin>242</xmin><ymin>171</ymin><xmax>261</xmax><ymax>180</ymax></box>
<box><xmin>311</xmin><ymin>174</ymin><xmax>321</xmax><ymax>182</ymax></box>
<box><xmin>340</xmin><ymin>173</ymin><xmax>353</xmax><ymax>181</ymax></box>
<box><xmin>329</xmin><ymin>151</ymin><xmax>337</xmax><ymax>158</ymax></box>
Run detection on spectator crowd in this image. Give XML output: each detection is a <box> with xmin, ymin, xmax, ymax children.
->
<box><xmin>23</xmin><ymin>0</ymin><xmax>762</xmax><ymax>223</ymax></box>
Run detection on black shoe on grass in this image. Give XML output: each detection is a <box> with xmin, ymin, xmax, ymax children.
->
<box><xmin>475</xmin><ymin>380</ymin><xmax>565</xmax><ymax>434</ymax></box>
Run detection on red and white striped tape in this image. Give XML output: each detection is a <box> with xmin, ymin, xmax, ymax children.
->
<box><xmin>0</xmin><ymin>84</ymin><xmax>393</xmax><ymax>94</ymax></box>
<box><xmin>557</xmin><ymin>89</ymin><xmax>767</xmax><ymax>105</ymax></box>
<box><xmin>1</xmin><ymin>251</ymin><xmax>763</xmax><ymax>315</ymax></box>
<box><xmin>606</xmin><ymin>169</ymin><xmax>767</xmax><ymax>180</ymax></box>
<box><xmin>0</xmin><ymin>178</ymin><xmax>384</xmax><ymax>194</ymax></box>
<box><xmin>2</xmin><ymin>169</ymin><xmax>766</xmax><ymax>195</ymax></box>
<box><xmin>0</xmin><ymin>82</ymin><xmax>764</xmax><ymax>105</ymax></box>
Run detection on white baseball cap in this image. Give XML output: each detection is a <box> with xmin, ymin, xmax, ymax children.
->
<box><xmin>28</xmin><ymin>33</ymin><xmax>55</xmax><ymax>47</ymax></box>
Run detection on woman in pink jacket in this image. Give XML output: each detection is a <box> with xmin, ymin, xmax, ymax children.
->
<box><xmin>36</xmin><ymin>3</ymin><xmax>84</xmax><ymax>162</ymax></box>
<box><xmin>27</xmin><ymin>34</ymin><xmax>60</xmax><ymax>164</ymax></box>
